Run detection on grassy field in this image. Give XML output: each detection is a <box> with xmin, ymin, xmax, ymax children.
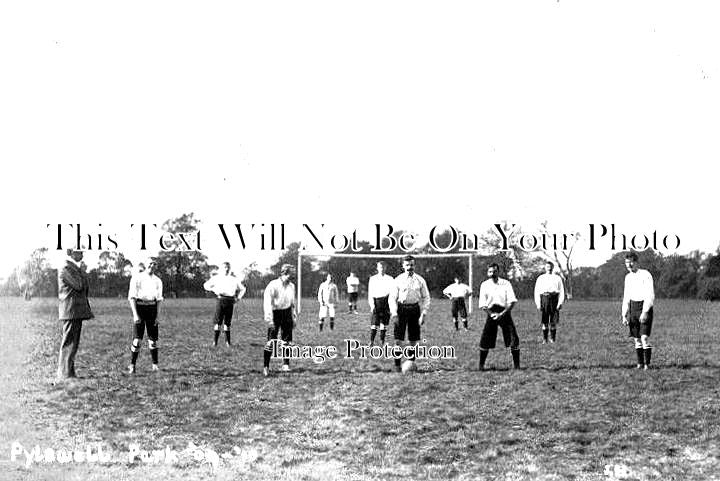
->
<box><xmin>1</xmin><ymin>296</ymin><xmax>719</xmax><ymax>480</ymax></box>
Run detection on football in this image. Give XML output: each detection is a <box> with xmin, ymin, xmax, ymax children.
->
<box><xmin>401</xmin><ymin>360</ymin><xmax>417</xmax><ymax>374</ymax></box>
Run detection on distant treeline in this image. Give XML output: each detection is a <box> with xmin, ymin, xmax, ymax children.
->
<box><xmin>2</xmin><ymin>244</ymin><xmax>719</xmax><ymax>302</ymax></box>
<box><xmin>3</xmin><ymin>214</ymin><xmax>719</xmax><ymax>301</ymax></box>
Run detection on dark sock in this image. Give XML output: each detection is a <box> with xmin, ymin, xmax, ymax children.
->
<box><xmin>463</xmin><ymin>320</ymin><xmax>468</xmax><ymax>329</ymax></box>
<box><xmin>224</xmin><ymin>330</ymin><xmax>231</xmax><ymax>344</ymax></box>
<box><xmin>379</xmin><ymin>330</ymin><xmax>386</xmax><ymax>344</ymax></box>
<box><xmin>283</xmin><ymin>358</ymin><xmax>290</xmax><ymax>366</ymax></box>
<box><xmin>550</xmin><ymin>329</ymin><xmax>556</xmax><ymax>342</ymax></box>
<box><xmin>636</xmin><ymin>348</ymin><xmax>644</xmax><ymax>366</ymax></box>
<box><xmin>394</xmin><ymin>357</ymin><xmax>402</xmax><ymax>368</ymax></box>
<box><xmin>319</xmin><ymin>321</ymin><xmax>323</xmax><ymax>331</ymax></box>
<box><xmin>479</xmin><ymin>349</ymin><xmax>489</xmax><ymax>370</ymax></box>
<box><xmin>542</xmin><ymin>329</ymin><xmax>548</xmax><ymax>341</ymax></box>
<box><xmin>130</xmin><ymin>350</ymin><xmax>139</xmax><ymax>365</ymax></box>
<box><xmin>644</xmin><ymin>348</ymin><xmax>652</xmax><ymax>366</ymax></box>
<box><xmin>150</xmin><ymin>348</ymin><xmax>158</xmax><ymax>364</ymax></box>
<box><xmin>263</xmin><ymin>348</ymin><xmax>271</xmax><ymax>368</ymax></box>
<box><xmin>511</xmin><ymin>349</ymin><xmax>520</xmax><ymax>369</ymax></box>
<box><xmin>213</xmin><ymin>330</ymin><xmax>220</xmax><ymax>345</ymax></box>
<box><xmin>454</xmin><ymin>320</ymin><xmax>458</xmax><ymax>330</ymax></box>
<box><xmin>330</xmin><ymin>318</ymin><xmax>334</xmax><ymax>330</ymax></box>
<box><xmin>370</xmin><ymin>329</ymin><xmax>377</xmax><ymax>344</ymax></box>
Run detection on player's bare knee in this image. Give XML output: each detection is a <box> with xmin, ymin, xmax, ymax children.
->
<box><xmin>634</xmin><ymin>338</ymin><xmax>642</xmax><ymax>349</ymax></box>
<box><xmin>131</xmin><ymin>339</ymin><xmax>141</xmax><ymax>351</ymax></box>
<box><xmin>148</xmin><ymin>339</ymin><xmax>158</xmax><ymax>350</ymax></box>
<box><xmin>641</xmin><ymin>335</ymin><xmax>651</xmax><ymax>349</ymax></box>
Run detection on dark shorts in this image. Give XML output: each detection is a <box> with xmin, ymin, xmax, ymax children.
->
<box><xmin>394</xmin><ymin>303</ymin><xmax>421</xmax><ymax>342</ymax></box>
<box><xmin>348</xmin><ymin>292</ymin><xmax>358</xmax><ymax>303</ymax></box>
<box><xmin>451</xmin><ymin>297</ymin><xmax>467</xmax><ymax>319</ymax></box>
<box><xmin>540</xmin><ymin>292</ymin><xmax>560</xmax><ymax>327</ymax></box>
<box><xmin>480</xmin><ymin>305</ymin><xmax>519</xmax><ymax>350</ymax></box>
<box><xmin>214</xmin><ymin>296</ymin><xmax>236</xmax><ymax>326</ymax></box>
<box><xmin>134</xmin><ymin>300</ymin><xmax>158</xmax><ymax>341</ymax></box>
<box><xmin>372</xmin><ymin>296</ymin><xmax>391</xmax><ymax>326</ymax></box>
<box><xmin>267</xmin><ymin>307</ymin><xmax>293</xmax><ymax>344</ymax></box>
<box><xmin>628</xmin><ymin>301</ymin><xmax>653</xmax><ymax>338</ymax></box>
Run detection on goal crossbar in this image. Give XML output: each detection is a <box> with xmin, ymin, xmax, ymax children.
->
<box><xmin>297</xmin><ymin>252</ymin><xmax>473</xmax><ymax>313</ymax></box>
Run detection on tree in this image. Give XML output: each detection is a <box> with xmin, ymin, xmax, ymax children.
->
<box><xmin>698</xmin><ymin>278</ymin><xmax>720</xmax><ymax>301</ymax></box>
<box><xmin>87</xmin><ymin>251</ymin><xmax>133</xmax><ymax>297</ymax></box>
<box><xmin>702</xmin><ymin>251</ymin><xmax>720</xmax><ymax>278</ymax></box>
<box><xmin>658</xmin><ymin>254</ymin><xmax>700</xmax><ymax>298</ymax></box>
<box><xmin>473</xmin><ymin>221</ymin><xmax>545</xmax><ymax>281</ymax></box>
<box><xmin>153</xmin><ymin>213</ymin><xmax>213</xmax><ymax>297</ymax></box>
<box><xmin>0</xmin><ymin>270</ymin><xmax>21</xmax><ymax>296</ymax></box>
<box><xmin>698</xmin><ymin>249</ymin><xmax>720</xmax><ymax>301</ymax></box>
<box><xmin>16</xmin><ymin>248</ymin><xmax>56</xmax><ymax>299</ymax></box>
<box><xmin>570</xmin><ymin>266</ymin><xmax>600</xmax><ymax>299</ymax></box>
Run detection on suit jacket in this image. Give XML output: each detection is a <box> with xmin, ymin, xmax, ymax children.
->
<box><xmin>58</xmin><ymin>260</ymin><xmax>94</xmax><ymax>321</ymax></box>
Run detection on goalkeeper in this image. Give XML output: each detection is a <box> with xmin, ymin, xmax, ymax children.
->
<box><xmin>317</xmin><ymin>273</ymin><xmax>339</xmax><ymax>331</ymax></box>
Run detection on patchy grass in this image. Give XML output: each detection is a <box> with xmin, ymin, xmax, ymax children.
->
<box><xmin>1</xmin><ymin>297</ymin><xmax>720</xmax><ymax>480</ymax></box>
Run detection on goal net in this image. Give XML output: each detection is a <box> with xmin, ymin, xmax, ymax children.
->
<box><xmin>296</xmin><ymin>252</ymin><xmax>474</xmax><ymax>314</ymax></box>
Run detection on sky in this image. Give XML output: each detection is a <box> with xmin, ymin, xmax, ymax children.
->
<box><xmin>1</xmin><ymin>1</ymin><xmax>718</xmax><ymax>278</ymax></box>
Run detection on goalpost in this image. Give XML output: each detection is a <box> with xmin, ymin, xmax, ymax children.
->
<box><xmin>296</xmin><ymin>252</ymin><xmax>474</xmax><ymax>314</ymax></box>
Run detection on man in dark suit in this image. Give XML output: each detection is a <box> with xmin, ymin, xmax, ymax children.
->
<box><xmin>57</xmin><ymin>249</ymin><xmax>94</xmax><ymax>380</ymax></box>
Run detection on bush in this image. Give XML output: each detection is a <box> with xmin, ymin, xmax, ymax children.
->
<box><xmin>697</xmin><ymin>277</ymin><xmax>720</xmax><ymax>301</ymax></box>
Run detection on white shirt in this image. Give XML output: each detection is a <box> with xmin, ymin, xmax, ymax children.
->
<box><xmin>203</xmin><ymin>273</ymin><xmax>246</xmax><ymax>299</ymax></box>
<box><xmin>346</xmin><ymin>275</ymin><xmax>360</xmax><ymax>293</ymax></box>
<box><xmin>128</xmin><ymin>271</ymin><xmax>163</xmax><ymax>301</ymax></box>
<box><xmin>479</xmin><ymin>278</ymin><xmax>517</xmax><ymax>308</ymax></box>
<box><xmin>317</xmin><ymin>281</ymin><xmax>339</xmax><ymax>305</ymax></box>
<box><xmin>443</xmin><ymin>283</ymin><xmax>471</xmax><ymax>299</ymax></box>
<box><xmin>534</xmin><ymin>273</ymin><xmax>565</xmax><ymax>308</ymax></box>
<box><xmin>263</xmin><ymin>278</ymin><xmax>296</xmax><ymax>322</ymax></box>
<box><xmin>389</xmin><ymin>272</ymin><xmax>431</xmax><ymax>317</ymax></box>
<box><xmin>622</xmin><ymin>269</ymin><xmax>655</xmax><ymax>314</ymax></box>
<box><xmin>368</xmin><ymin>273</ymin><xmax>395</xmax><ymax>300</ymax></box>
